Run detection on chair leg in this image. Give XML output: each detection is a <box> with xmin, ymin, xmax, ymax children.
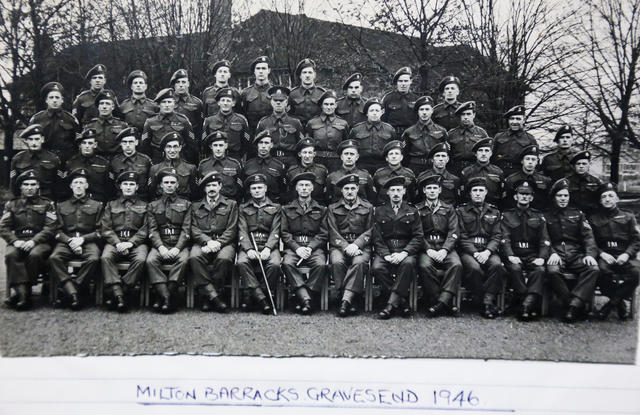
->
<box><xmin>231</xmin><ymin>268</ymin><xmax>239</xmax><ymax>309</ymax></box>
<box><xmin>364</xmin><ymin>272</ymin><xmax>373</xmax><ymax>312</ymax></box>
<box><xmin>321</xmin><ymin>274</ymin><xmax>329</xmax><ymax>311</ymax></box>
<box><xmin>409</xmin><ymin>277</ymin><xmax>418</xmax><ymax>311</ymax></box>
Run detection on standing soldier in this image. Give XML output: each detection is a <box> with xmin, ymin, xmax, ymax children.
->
<box><xmin>327</xmin><ymin>174</ymin><xmax>374</xmax><ymax>317</ymax></box>
<box><xmin>30</xmin><ymin>82</ymin><xmax>79</xmax><ymax>164</ymax></box>
<box><xmin>48</xmin><ymin>168</ymin><xmax>103</xmax><ymax>310</ymax></box>
<box><xmin>336</xmin><ymin>73</ymin><xmax>366</xmax><ymax>127</ymax></box>
<box><xmin>100</xmin><ymin>171</ymin><xmax>149</xmax><ymax>312</ymax></box>
<box><xmin>402</xmin><ymin>96</ymin><xmax>448</xmax><ymax>177</ymax></box>
<box><xmin>109</xmin><ymin>127</ymin><xmax>152</xmax><ymax>201</ymax></box>
<box><xmin>503</xmin><ymin>145</ymin><xmax>551</xmax><ymax>210</ymax></box>
<box><xmin>565</xmin><ymin>150</ymin><xmax>602</xmax><ymax>215</ymax></box>
<box><xmin>326</xmin><ymin>140</ymin><xmax>377</xmax><ymax>204</ymax></box>
<box><xmin>119</xmin><ymin>70</ymin><xmax>159</xmax><ymax>131</ymax></box>
<box><xmin>202</xmin><ymin>88</ymin><xmax>250</xmax><ymax>161</ymax></box>
<box><xmin>285</xmin><ymin>137</ymin><xmax>328</xmax><ymax>203</ymax></box>
<box><xmin>289</xmin><ymin>58</ymin><xmax>326</xmax><ymax>125</ymax></box>
<box><xmin>492</xmin><ymin>105</ymin><xmax>537</xmax><ymax>177</ymax></box>
<box><xmin>349</xmin><ymin>98</ymin><xmax>396</xmax><ymax>174</ymax></box>
<box><xmin>1</xmin><ymin>171</ymin><xmax>57</xmax><ymax>310</ymax></box>
<box><xmin>256</xmin><ymin>86</ymin><xmax>305</xmax><ymax>169</ymax></box>
<box><xmin>373</xmin><ymin>140</ymin><xmax>416</xmax><ymax>204</ymax></box>
<box><xmin>432</xmin><ymin>75</ymin><xmax>462</xmax><ymax>131</ymax></box>
<box><xmin>171</xmin><ymin>69</ymin><xmax>204</xmax><ymax>148</ymax></box>
<box><xmin>241</xmin><ymin>56</ymin><xmax>273</xmax><ymax>134</ymax></box>
<box><xmin>500</xmin><ymin>180</ymin><xmax>550</xmax><ymax>321</ymax></box>
<box><xmin>141</xmin><ymin>88</ymin><xmax>197</xmax><ymax>164</ymax></box>
<box><xmin>281</xmin><ymin>172</ymin><xmax>329</xmax><ymax>315</ymax></box>
<box><xmin>590</xmin><ymin>182</ymin><xmax>640</xmax><ymax>321</ymax></box>
<box><xmin>372</xmin><ymin>176</ymin><xmax>423</xmax><ymax>319</ymax></box>
<box><xmin>236</xmin><ymin>174</ymin><xmax>281</xmax><ymax>314</ymax></box>
<box><xmin>65</xmin><ymin>129</ymin><xmax>112</xmax><ymax>202</ymax></box>
<box><xmin>544</xmin><ymin>178</ymin><xmax>600</xmax><ymax>323</ymax></box>
<box><xmin>541</xmin><ymin>125</ymin><xmax>578</xmax><ymax>182</ymax></box>
<box><xmin>456</xmin><ymin>177</ymin><xmax>506</xmax><ymax>318</ymax></box>
<box><xmin>202</xmin><ymin>60</ymin><xmax>237</xmax><ymax>118</ymax></box>
<box><xmin>73</xmin><ymin>64</ymin><xmax>116</xmax><ymax>125</ymax></box>
<box><xmin>198</xmin><ymin>131</ymin><xmax>243</xmax><ymax>201</ymax></box>
<box><xmin>305</xmin><ymin>90</ymin><xmax>350</xmax><ymax>172</ymax></box>
<box><xmin>10</xmin><ymin>124</ymin><xmax>63</xmax><ymax>201</ymax></box>
<box><xmin>460</xmin><ymin>138</ymin><xmax>504</xmax><ymax>205</ymax></box>
<box><xmin>416</xmin><ymin>143</ymin><xmax>461</xmax><ymax>206</ymax></box>
<box><xmin>189</xmin><ymin>172</ymin><xmax>238</xmax><ymax>313</ymax></box>
<box><xmin>83</xmin><ymin>90</ymin><xmax>128</xmax><ymax>159</ymax></box>
<box><xmin>146</xmin><ymin>168</ymin><xmax>192</xmax><ymax>314</ymax></box>
<box><xmin>243</xmin><ymin>130</ymin><xmax>286</xmax><ymax>203</ymax></box>
<box><xmin>447</xmin><ymin>101</ymin><xmax>489</xmax><ymax>177</ymax></box>
<box><xmin>148</xmin><ymin>132</ymin><xmax>198</xmax><ymax>200</ymax></box>
<box><xmin>381</xmin><ymin>67</ymin><xmax>418</xmax><ymax>137</ymax></box>
<box><xmin>415</xmin><ymin>174</ymin><xmax>461</xmax><ymax>317</ymax></box>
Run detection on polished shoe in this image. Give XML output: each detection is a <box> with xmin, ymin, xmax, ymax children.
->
<box><xmin>258</xmin><ymin>298</ymin><xmax>272</xmax><ymax>315</ymax></box>
<box><xmin>160</xmin><ymin>297</ymin><xmax>172</xmax><ymax>314</ymax></box>
<box><xmin>595</xmin><ymin>301</ymin><xmax>614</xmax><ymax>320</ymax></box>
<box><xmin>115</xmin><ymin>295</ymin><xmax>127</xmax><ymax>313</ymax></box>
<box><xmin>426</xmin><ymin>301</ymin><xmax>449</xmax><ymax>317</ymax></box>
<box><xmin>616</xmin><ymin>301</ymin><xmax>630</xmax><ymax>321</ymax></box>
<box><xmin>152</xmin><ymin>299</ymin><xmax>162</xmax><ymax>311</ymax></box>
<box><xmin>338</xmin><ymin>300</ymin><xmax>351</xmax><ymax>317</ymax></box>
<box><xmin>518</xmin><ymin>303</ymin><xmax>536</xmax><ymax>322</ymax></box>
<box><xmin>69</xmin><ymin>293</ymin><xmax>81</xmax><ymax>311</ymax></box>
<box><xmin>399</xmin><ymin>299</ymin><xmax>412</xmax><ymax>317</ymax></box>
<box><xmin>480</xmin><ymin>304</ymin><xmax>498</xmax><ymax>319</ymax></box>
<box><xmin>4</xmin><ymin>292</ymin><xmax>19</xmax><ymax>309</ymax></box>
<box><xmin>211</xmin><ymin>296</ymin><xmax>228</xmax><ymax>313</ymax></box>
<box><xmin>563</xmin><ymin>305</ymin><xmax>581</xmax><ymax>323</ymax></box>
<box><xmin>377</xmin><ymin>303</ymin><xmax>395</xmax><ymax>320</ymax></box>
<box><xmin>300</xmin><ymin>299</ymin><xmax>312</xmax><ymax>315</ymax></box>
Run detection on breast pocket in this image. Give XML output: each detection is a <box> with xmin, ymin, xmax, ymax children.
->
<box><xmin>169</xmin><ymin>204</ymin><xmax>188</xmax><ymax>224</ymax></box>
<box><xmin>109</xmin><ymin>206</ymin><xmax>126</xmax><ymax>224</ymax></box>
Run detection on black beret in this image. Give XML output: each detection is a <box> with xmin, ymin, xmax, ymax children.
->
<box><xmin>438</xmin><ymin>75</ymin><xmax>461</xmax><ymax>92</ymax></box>
<box><xmin>472</xmin><ymin>138</ymin><xmax>493</xmax><ymax>152</ymax></box>
<box><xmin>570</xmin><ymin>150</ymin><xmax>591</xmax><ymax>164</ymax></box>
<box><xmin>319</xmin><ymin>90</ymin><xmax>337</xmax><ymax>104</ymax></box>
<box><xmin>115</xmin><ymin>127</ymin><xmax>139</xmax><ymax>142</ymax></box>
<box><xmin>200</xmin><ymin>171</ymin><xmax>221</xmax><ymax>188</ymax></box>
<box><xmin>466</xmin><ymin>176</ymin><xmax>488</xmax><ymax>191</ymax></box>
<box><xmin>598</xmin><ymin>182</ymin><xmax>618</xmax><ymax>197</ymax></box>
<box><xmin>336</xmin><ymin>174</ymin><xmax>360</xmax><ymax>188</ymax></box>
<box><xmin>116</xmin><ymin>171</ymin><xmax>138</xmax><ymax>184</ymax></box>
<box><xmin>296</xmin><ymin>136</ymin><xmax>316</xmax><ymax>152</ymax></box>
<box><xmin>514</xmin><ymin>179</ymin><xmax>535</xmax><ymax>194</ymax></box>
<box><xmin>245</xmin><ymin>173</ymin><xmax>268</xmax><ymax>188</ymax></box>
<box><xmin>392</xmin><ymin>66</ymin><xmax>412</xmax><ymax>84</ymax></box>
<box><xmin>518</xmin><ymin>145</ymin><xmax>539</xmax><ymax>159</ymax></box>
<box><xmin>94</xmin><ymin>90</ymin><xmax>118</xmax><ymax>107</ymax></box>
<box><xmin>428</xmin><ymin>142</ymin><xmax>449</xmax><ymax>158</ymax></box>
<box><xmin>204</xmin><ymin>131</ymin><xmax>228</xmax><ymax>146</ymax></box>
<box><xmin>290</xmin><ymin>171</ymin><xmax>316</xmax><ymax>185</ymax></box>
<box><xmin>250</xmin><ymin>56</ymin><xmax>269</xmax><ymax>72</ymax></box>
<box><xmin>160</xmin><ymin>132</ymin><xmax>182</xmax><ymax>149</ymax></box>
<box><xmin>549</xmin><ymin>178</ymin><xmax>570</xmax><ymax>197</ymax></box>
<box><xmin>170</xmin><ymin>69</ymin><xmax>188</xmax><ymax>85</ymax></box>
<box><xmin>418</xmin><ymin>174</ymin><xmax>442</xmax><ymax>188</ymax></box>
<box><xmin>504</xmin><ymin>105</ymin><xmax>525</xmax><ymax>118</ymax></box>
<box><xmin>267</xmin><ymin>86</ymin><xmax>290</xmax><ymax>100</ymax></box>
<box><xmin>15</xmin><ymin>169</ymin><xmax>39</xmax><ymax>187</ymax></box>
<box><xmin>215</xmin><ymin>87</ymin><xmax>237</xmax><ymax>101</ymax></box>
<box><xmin>337</xmin><ymin>139</ymin><xmax>359</xmax><ymax>154</ymax></box>
<box><xmin>20</xmin><ymin>124</ymin><xmax>44</xmax><ymax>139</ymax></box>
<box><xmin>554</xmin><ymin>125</ymin><xmax>572</xmax><ymax>142</ymax></box>
<box><xmin>363</xmin><ymin>97</ymin><xmax>382</xmax><ymax>113</ymax></box>
<box><xmin>76</xmin><ymin>128</ymin><xmax>97</xmax><ymax>143</ymax></box>
<box><xmin>154</xmin><ymin>88</ymin><xmax>175</xmax><ymax>103</ymax></box>
<box><xmin>383</xmin><ymin>176</ymin><xmax>407</xmax><ymax>189</ymax></box>
<box><xmin>382</xmin><ymin>140</ymin><xmax>403</xmax><ymax>156</ymax></box>
<box><xmin>253</xmin><ymin>129</ymin><xmax>273</xmax><ymax>144</ymax></box>
<box><xmin>414</xmin><ymin>96</ymin><xmax>434</xmax><ymax>112</ymax></box>
<box><xmin>455</xmin><ymin>101</ymin><xmax>476</xmax><ymax>115</ymax></box>
<box><xmin>86</xmin><ymin>64</ymin><xmax>106</xmax><ymax>80</ymax></box>
<box><xmin>41</xmin><ymin>82</ymin><xmax>64</xmax><ymax>99</ymax></box>
<box><xmin>156</xmin><ymin>167</ymin><xmax>179</xmax><ymax>182</ymax></box>
<box><xmin>342</xmin><ymin>73</ymin><xmax>362</xmax><ymax>90</ymax></box>
<box><xmin>67</xmin><ymin>168</ymin><xmax>89</xmax><ymax>182</ymax></box>
<box><xmin>126</xmin><ymin>70</ymin><xmax>147</xmax><ymax>87</ymax></box>
<box><xmin>212</xmin><ymin>60</ymin><xmax>231</xmax><ymax>74</ymax></box>
<box><xmin>295</xmin><ymin>58</ymin><xmax>316</xmax><ymax>79</ymax></box>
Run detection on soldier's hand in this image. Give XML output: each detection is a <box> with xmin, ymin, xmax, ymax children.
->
<box><xmin>548</xmin><ymin>253</ymin><xmax>562</xmax><ymax>266</ymax></box>
<box><xmin>158</xmin><ymin>246</ymin><xmax>170</xmax><ymax>259</ymax></box>
<box><xmin>508</xmin><ymin>256</ymin><xmax>522</xmax><ymax>265</ymax></box>
<box><xmin>616</xmin><ymin>253</ymin><xmax>630</xmax><ymax>265</ymax></box>
<box><xmin>475</xmin><ymin>250</ymin><xmax>490</xmax><ymax>264</ymax></box>
<box><xmin>434</xmin><ymin>249</ymin><xmax>447</xmax><ymax>262</ymax></box>
<box><xmin>260</xmin><ymin>248</ymin><xmax>271</xmax><ymax>261</ymax></box>
<box><xmin>384</xmin><ymin>254</ymin><xmax>394</xmax><ymax>263</ymax></box>
<box><xmin>583</xmin><ymin>256</ymin><xmax>597</xmax><ymax>266</ymax></box>
<box><xmin>532</xmin><ymin>258</ymin><xmax>545</xmax><ymax>266</ymax></box>
<box><xmin>12</xmin><ymin>240</ymin><xmax>25</xmax><ymax>249</ymax></box>
<box><xmin>202</xmin><ymin>245</ymin><xmax>212</xmax><ymax>254</ymax></box>
<box><xmin>21</xmin><ymin>240</ymin><xmax>35</xmax><ymax>251</ymax></box>
<box><xmin>600</xmin><ymin>252</ymin><xmax>616</xmax><ymax>265</ymax></box>
<box><xmin>116</xmin><ymin>242</ymin><xmax>128</xmax><ymax>253</ymax></box>
<box><xmin>208</xmin><ymin>240</ymin><xmax>222</xmax><ymax>253</ymax></box>
<box><xmin>68</xmin><ymin>238</ymin><xmax>83</xmax><ymax>250</ymax></box>
<box><xmin>345</xmin><ymin>244</ymin><xmax>359</xmax><ymax>257</ymax></box>
<box><xmin>168</xmin><ymin>247</ymin><xmax>180</xmax><ymax>258</ymax></box>
<box><xmin>247</xmin><ymin>249</ymin><xmax>259</xmax><ymax>260</ymax></box>
<box><xmin>296</xmin><ymin>247</ymin><xmax>311</xmax><ymax>260</ymax></box>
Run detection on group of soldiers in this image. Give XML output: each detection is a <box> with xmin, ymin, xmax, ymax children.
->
<box><xmin>2</xmin><ymin>57</ymin><xmax>638</xmax><ymax>323</ymax></box>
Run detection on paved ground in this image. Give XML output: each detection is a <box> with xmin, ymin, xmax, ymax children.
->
<box><xmin>0</xmin><ymin>241</ymin><xmax>637</xmax><ymax>363</ymax></box>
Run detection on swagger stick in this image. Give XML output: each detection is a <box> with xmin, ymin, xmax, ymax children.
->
<box><xmin>250</xmin><ymin>232</ymin><xmax>277</xmax><ymax>315</ymax></box>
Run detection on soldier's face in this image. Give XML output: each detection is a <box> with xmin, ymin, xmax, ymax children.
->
<box><xmin>418</xmin><ymin>105</ymin><xmax>433</xmax><ymax>121</ymax></box>
<box><xmin>469</xmin><ymin>186</ymin><xmax>487</xmax><ymax>203</ymax></box>
<box><xmin>573</xmin><ymin>159</ymin><xmax>590</xmax><ymax>175</ymax></box>
<box><xmin>600</xmin><ymin>190</ymin><xmax>618</xmax><ymax>209</ymax></box>
<box><xmin>20</xmin><ymin>179</ymin><xmax>39</xmax><ymax>198</ymax></box>
<box><xmin>300</xmin><ymin>68</ymin><xmax>316</xmax><ymax>86</ymax></box>
<box><xmin>557</xmin><ymin>133</ymin><xmax>574</xmax><ymax>150</ymax></box>
<box><xmin>508</xmin><ymin>115</ymin><xmax>524</xmax><ymax>130</ymax></box>
<box><xmin>522</xmin><ymin>155</ymin><xmax>538</xmax><ymax>172</ymax></box>
<box><xmin>97</xmin><ymin>99</ymin><xmax>114</xmax><ymax>116</ymax></box>
<box><xmin>210</xmin><ymin>141</ymin><xmax>227</xmax><ymax>158</ymax></box>
<box><xmin>387</xmin><ymin>185</ymin><xmax>406</xmax><ymax>203</ymax></box>
<box><xmin>476</xmin><ymin>147</ymin><xmax>492</xmax><ymax>163</ymax></box>
<box><xmin>173</xmin><ymin>78</ymin><xmax>189</xmax><ymax>94</ymax></box>
<box><xmin>120</xmin><ymin>136</ymin><xmax>138</xmax><ymax>155</ymax></box>
<box><xmin>396</xmin><ymin>75</ymin><xmax>411</xmax><ymax>93</ymax></box>
<box><xmin>120</xmin><ymin>180</ymin><xmax>138</xmax><ymax>196</ymax></box>
<box><xmin>164</xmin><ymin>141</ymin><xmax>182</xmax><ymax>159</ymax></box>
<box><xmin>79</xmin><ymin>138</ymin><xmax>97</xmax><ymax>156</ymax></box>
<box><xmin>46</xmin><ymin>91</ymin><xmax>63</xmax><ymax>109</ymax></box>
<box><xmin>271</xmin><ymin>98</ymin><xmax>287</xmax><ymax>113</ymax></box>
<box><xmin>257</xmin><ymin>137</ymin><xmax>273</xmax><ymax>157</ymax></box>
<box><xmin>160</xmin><ymin>176</ymin><xmax>178</xmax><ymax>195</ymax></box>
<box><xmin>443</xmin><ymin>84</ymin><xmax>459</xmax><ymax>101</ymax></box>
<box><xmin>215</xmin><ymin>67</ymin><xmax>231</xmax><ymax>84</ymax></box>
<box><xmin>460</xmin><ymin>110</ymin><xmax>475</xmax><ymax>126</ymax></box>
<box><xmin>70</xmin><ymin>178</ymin><xmax>89</xmax><ymax>197</ymax></box>
<box><xmin>159</xmin><ymin>98</ymin><xmax>175</xmax><ymax>114</ymax></box>
<box><xmin>131</xmin><ymin>77</ymin><xmax>147</xmax><ymax>94</ymax></box>
<box><xmin>342</xmin><ymin>183</ymin><xmax>359</xmax><ymax>202</ymax></box>
<box><xmin>424</xmin><ymin>184</ymin><xmax>441</xmax><ymax>201</ymax></box>
<box><xmin>346</xmin><ymin>81</ymin><xmax>362</xmax><ymax>99</ymax></box>
<box><xmin>90</xmin><ymin>74</ymin><xmax>106</xmax><ymax>90</ymax></box>
<box><xmin>367</xmin><ymin>104</ymin><xmax>383</xmax><ymax>122</ymax></box>
<box><xmin>299</xmin><ymin>147</ymin><xmax>315</xmax><ymax>165</ymax></box>
<box><xmin>386</xmin><ymin>148</ymin><xmax>403</xmax><ymax>166</ymax></box>
<box><xmin>554</xmin><ymin>189</ymin><xmax>570</xmax><ymax>208</ymax></box>
<box><xmin>254</xmin><ymin>63</ymin><xmax>270</xmax><ymax>82</ymax></box>
<box><xmin>249</xmin><ymin>183</ymin><xmax>267</xmax><ymax>200</ymax></box>
<box><xmin>432</xmin><ymin>152</ymin><xmax>449</xmax><ymax>169</ymax></box>
<box><xmin>218</xmin><ymin>97</ymin><xmax>234</xmax><ymax>113</ymax></box>
<box><xmin>205</xmin><ymin>181</ymin><xmax>222</xmax><ymax>198</ymax></box>
<box><xmin>24</xmin><ymin>135</ymin><xmax>45</xmax><ymax>151</ymax></box>
<box><xmin>341</xmin><ymin>148</ymin><xmax>359</xmax><ymax>167</ymax></box>
<box><xmin>295</xmin><ymin>180</ymin><xmax>313</xmax><ymax>198</ymax></box>
<box><xmin>322</xmin><ymin>98</ymin><xmax>336</xmax><ymax>115</ymax></box>
<box><xmin>514</xmin><ymin>191</ymin><xmax>533</xmax><ymax>207</ymax></box>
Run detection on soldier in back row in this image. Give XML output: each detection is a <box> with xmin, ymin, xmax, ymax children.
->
<box><xmin>348</xmin><ymin>98</ymin><xmax>396</xmax><ymax>175</ymax></box>
<box><xmin>84</xmin><ymin>90</ymin><xmax>128</xmax><ymax>159</ymax></box>
<box><xmin>335</xmin><ymin>73</ymin><xmax>366</xmax><ymax>127</ymax></box>
<box><xmin>171</xmin><ymin>69</ymin><xmax>204</xmax><ymax>148</ymax></box>
<box><xmin>492</xmin><ymin>105</ymin><xmax>537</xmax><ymax>177</ymax></box>
<box><xmin>382</xmin><ymin>66</ymin><xmax>418</xmax><ymax>137</ymax></box>
<box><xmin>289</xmin><ymin>58</ymin><xmax>325</xmax><ymax>125</ymax></box>
<box><xmin>541</xmin><ymin>125</ymin><xmax>577</xmax><ymax>182</ymax></box>
<box><xmin>202</xmin><ymin>60</ymin><xmax>238</xmax><ymax>118</ymax></box>
<box><xmin>447</xmin><ymin>101</ymin><xmax>489</xmax><ymax>177</ymax></box>
<box><xmin>431</xmin><ymin>76</ymin><xmax>462</xmax><ymax>131</ymax></box>
<box><xmin>73</xmin><ymin>64</ymin><xmax>116</xmax><ymax>125</ymax></box>
<box><xmin>119</xmin><ymin>70</ymin><xmax>159</xmax><ymax>131</ymax></box>
<box><xmin>240</xmin><ymin>56</ymin><xmax>273</xmax><ymax>134</ymax></box>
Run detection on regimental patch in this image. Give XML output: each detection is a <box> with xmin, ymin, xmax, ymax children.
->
<box><xmin>583</xmin><ymin>220</ymin><xmax>592</xmax><ymax>229</ymax></box>
<box><xmin>9</xmin><ymin>170</ymin><xmax>16</xmax><ymax>178</ymax></box>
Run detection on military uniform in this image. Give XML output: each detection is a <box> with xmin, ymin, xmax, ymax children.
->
<box><xmin>148</xmin><ymin>158</ymin><xmax>197</xmax><ymax>200</ymax></box>
<box><xmin>373</xmin><ymin>165</ymin><xmax>416</xmax><ymax>204</ymax></box>
<box><xmin>240</xmin><ymin>82</ymin><xmax>272</xmax><ymax>133</ymax></box>
<box><xmin>416</xmin><ymin>168</ymin><xmax>460</xmax><ymax>206</ymax></box>
<box><xmin>447</xmin><ymin>124</ymin><xmax>489</xmax><ymax>177</ymax></box>
<box><xmin>402</xmin><ymin>120</ymin><xmax>448</xmax><ymax>177</ymax></box>
<box><xmin>432</xmin><ymin>101</ymin><xmax>461</xmax><ymax>131</ymax></box>
<box><xmin>289</xmin><ymin>85</ymin><xmax>326</xmax><ymax>125</ymax></box>
<box><xmin>73</xmin><ymin>88</ymin><xmax>117</xmax><ymax>125</ymax></box>
<box><xmin>202</xmin><ymin>85</ymin><xmax>240</xmax><ymax>118</ymax></box>
<box><xmin>244</xmin><ymin>155</ymin><xmax>287</xmax><ymax>203</ymax></box>
<box><xmin>203</xmin><ymin>111</ymin><xmax>250</xmax><ymax>161</ymax></box>
<box><xmin>461</xmin><ymin>163</ymin><xmax>504</xmax><ymax>205</ymax></box>
<box><xmin>305</xmin><ymin>114</ymin><xmax>349</xmax><ymax>172</ymax></box>
<box><xmin>335</xmin><ymin>96</ymin><xmax>365</xmax><ymax>127</ymax></box>
<box><xmin>492</xmin><ymin>129</ymin><xmax>537</xmax><ymax>177</ymax></box>
<box><xmin>348</xmin><ymin>121</ymin><xmax>396</xmax><ymax>174</ymax></box>
<box><xmin>10</xmin><ymin>148</ymin><xmax>63</xmax><ymax>200</ymax></box>
<box><xmin>503</xmin><ymin>171</ymin><xmax>551</xmax><ymax>210</ymax></box>
<box><xmin>566</xmin><ymin>172</ymin><xmax>602</xmax><ymax>214</ymax></box>
<box><xmin>83</xmin><ymin>115</ymin><xmax>128</xmax><ymax>158</ymax></box>
<box><xmin>29</xmin><ymin>109</ymin><xmax>79</xmax><ymax>163</ymax></box>
<box><xmin>110</xmin><ymin>152</ymin><xmax>152</xmax><ymax>201</ymax></box>
<box><xmin>541</xmin><ymin>149</ymin><xmax>577</xmax><ymax>182</ymax></box>
<box><xmin>198</xmin><ymin>156</ymin><xmax>243</xmax><ymax>201</ymax></box>
<box><xmin>174</xmin><ymin>93</ymin><xmax>203</xmax><ymax>137</ymax></box>
<box><xmin>256</xmin><ymin>113</ymin><xmax>304</xmax><ymax>168</ymax></box>
<box><xmin>381</xmin><ymin>90</ymin><xmax>419</xmax><ymax>136</ymax></box>
<box><xmin>65</xmin><ymin>153</ymin><xmax>111</xmax><ymax>202</ymax></box>
<box><xmin>119</xmin><ymin>96</ymin><xmax>158</xmax><ymax>131</ymax></box>
<box><xmin>141</xmin><ymin>112</ymin><xmax>196</xmax><ymax>164</ymax></box>
<box><xmin>326</xmin><ymin>166</ymin><xmax>376</xmax><ymax>204</ymax></box>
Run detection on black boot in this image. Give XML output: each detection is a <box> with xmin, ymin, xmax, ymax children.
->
<box><xmin>111</xmin><ymin>284</ymin><xmax>127</xmax><ymax>313</ymax></box>
<box><xmin>15</xmin><ymin>284</ymin><xmax>31</xmax><ymax>311</ymax></box>
<box><xmin>155</xmin><ymin>283</ymin><xmax>171</xmax><ymax>314</ymax></box>
<box><xmin>338</xmin><ymin>300</ymin><xmax>350</xmax><ymax>317</ymax></box>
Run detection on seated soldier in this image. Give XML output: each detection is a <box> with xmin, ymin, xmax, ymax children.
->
<box><xmin>189</xmin><ymin>172</ymin><xmax>238</xmax><ymax>313</ymax></box>
<box><xmin>0</xmin><ymin>170</ymin><xmax>57</xmax><ymax>310</ymax></box>
<box><xmin>416</xmin><ymin>174</ymin><xmax>462</xmax><ymax>317</ymax></box>
<box><xmin>500</xmin><ymin>180</ymin><xmax>550</xmax><ymax>321</ymax></box>
<box><xmin>327</xmin><ymin>174</ymin><xmax>374</xmax><ymax>317</ymax></box>
<box><xmin>281</xmin><ymin>172</ymin><xmax>329</xmax><ymax>315</ymax></box>
<box><xmin>372</xmin><ymin>176</ymin><xmax>423</xmax><ymax>319</ymax></box>
<box><xmin>461</xmin><ymin>138</ymin><xmax>504</xmax><ymax>206</ymax></box>
<box><xmin>590</xmin><ymin>183</ymin><xmax>640</xmax><ymax>321</ymax></box>
<box><xmin>416</xmin><ymin>142</ymin><xmax>461</xmax><ymax>206</ymax></box>
<box><xmin>243</xmin><ymin>130</ymin><xmax>287</xmax><ymax>203</ymax></box>
<box><xmin>48</xmin><ymin>168</ymin><xmax>103</xmax><ymax>310</ymax></box>
<box><xmin>373</xmin><ymin>140</ymin><xmax>416</xmax><ymax>205</ymax></box>
<box><xmin>544</xmin><ymin>178</ymin><xmax>600</xmax><ymax>323</ymax></box>
<box><xmin>145</xmin><ymin>168</ymin><xmax>192</xmax><ymax>313</ymax></box>
<box><xmin>335</xmin><ymin>73</ymin><xmax>366</xmax><ymax>128</ymax></box>
<box><xmin>456</xmin><ymin>177</ymin><xmax>506</xmax><ymax>318</ymax></box>
<box><xmin>236</xmin><ymin>174</ymin><xmax>281</xmax><ymax>314</ymax></box>
<box><xmin>100</xmin><ymin>171</ymin><xmax>149</xmax><ymax>312</ymax></box>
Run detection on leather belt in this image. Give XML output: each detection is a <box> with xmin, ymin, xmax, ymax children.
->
<box><xmin>252</xmin><ymin>232</ymin><xmax>268</xmax><ymax>240</ymax></box>
<box><xmin>515</xmin><ymin>242</ymin><xmax>530</xmax><ymax>249</ymax></box>
<box><xmin>428</xmin><ymin>234</ymin><xmax>442</xmax><ymax>241</ymax></box>
<box><xmin>315</xmin><ymin>150</ymin><xmax>339</xmax><ymax>158</ymax></box>
<box><xmin>118</xmin><ymin>229</ymin><xmax>134</xmax><ymax>238</ymax></box>
<box><xmin>606</xmin><ymin>241</ymin><xmax>620</xmax><ymax>248</ymax></box>
<box><xmin>342</xmin><ymin>233</ymin><xmax>358</xmax><ymax>242</ymax></box>
<box><xmin>410</xmin><ymin>157</ymin><xmax>429</xmax><ymax>165</ymax></box>
<box><xmin>473</xmin><ymin>236</ymin><xmax>486</xmax><ymax>245</ymax></box>
<box><xmin>17</xmin><ymin>229</ymin><xmax>35</xmax><ymax>236</ymax></box>
<box><xmin>294</xmin><ymin>235</ymin><xmax>311</xmax><ymax>245</ymax></box>
<box><xmin>388</xmin><ymin>238</ymin><xmax>408</xmax><ymax>248</ymax></box>
<box><xmin>161</xmin><ymin>228</ymin><xmax>179</xmax><ymax>236</ymax></box>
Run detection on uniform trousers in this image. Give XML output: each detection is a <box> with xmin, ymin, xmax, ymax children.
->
<box><xmin>49</xmin><ymin>242</ymin><xmax>101</xmax><ymax>286</ymax></box>
<box><xmin>281</xmin><ymin>248</ymin><xmax>327</xmax><ymax>293</ymax></box>
<box><xmin>597</xmin><ymin>258</ymin><xmax>640</xmax><ymax>303</ymax></box>
<box><xmin>460</xmin><ymin>253</ymin><xmax>505</xmax><ymax>301</ymax></box>
<box><xmin>5</xmin><ymin>244</ymin><xmax>51</xmax><ymax>286</ymax></box>
<box><xmin>547</xmin><ymin>251</ymin><xmax>599</xmax><ymax>304</ymax></box>
<box><xmin>330</xmin><ymin>248</ymin><xmax>370</xmax><ymax>297</ymax></box>
<box><xmin>145</xmin><ymin>247</ymin><xmax>189</xmax><ymax>285</ymax></box>
<box><xmin>504</xmin><ymin>253</ymin><xmax>546</xmax><ymax>297</ymax></box>
<box><xmin>189</xmin><ymin>244</ymin><xmax>235</xmax><ymax>297</ymax></box>
<box><xmin>236</xmin><ymin>250</ymin><xmax>281</xmax><ymax>301</ymax></box>
<box><xmin>418</xmin><ymin>250</ymin><xmax>462</xmax><ymax>304</ymax></box>
<box><xmin>101</xmin><ymin>244</ymin><xmax>149</xmax><ymax>287</ymax></box>
<box><xmin>371</xmin><ymin>254</ymin><xmax>416</xmax><ymax>306</ymax></box>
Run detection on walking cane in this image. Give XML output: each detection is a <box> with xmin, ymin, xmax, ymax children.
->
<box><xmin>250</xmin><ymin>232</ymin><xmax>277</xmax><ymax>315</ymax></box>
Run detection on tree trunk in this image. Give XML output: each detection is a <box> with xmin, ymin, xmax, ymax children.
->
<box><xmin>609</xmin><ymin>132</ymin><xmax>622</xmax><ymax>184</ymax></box>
